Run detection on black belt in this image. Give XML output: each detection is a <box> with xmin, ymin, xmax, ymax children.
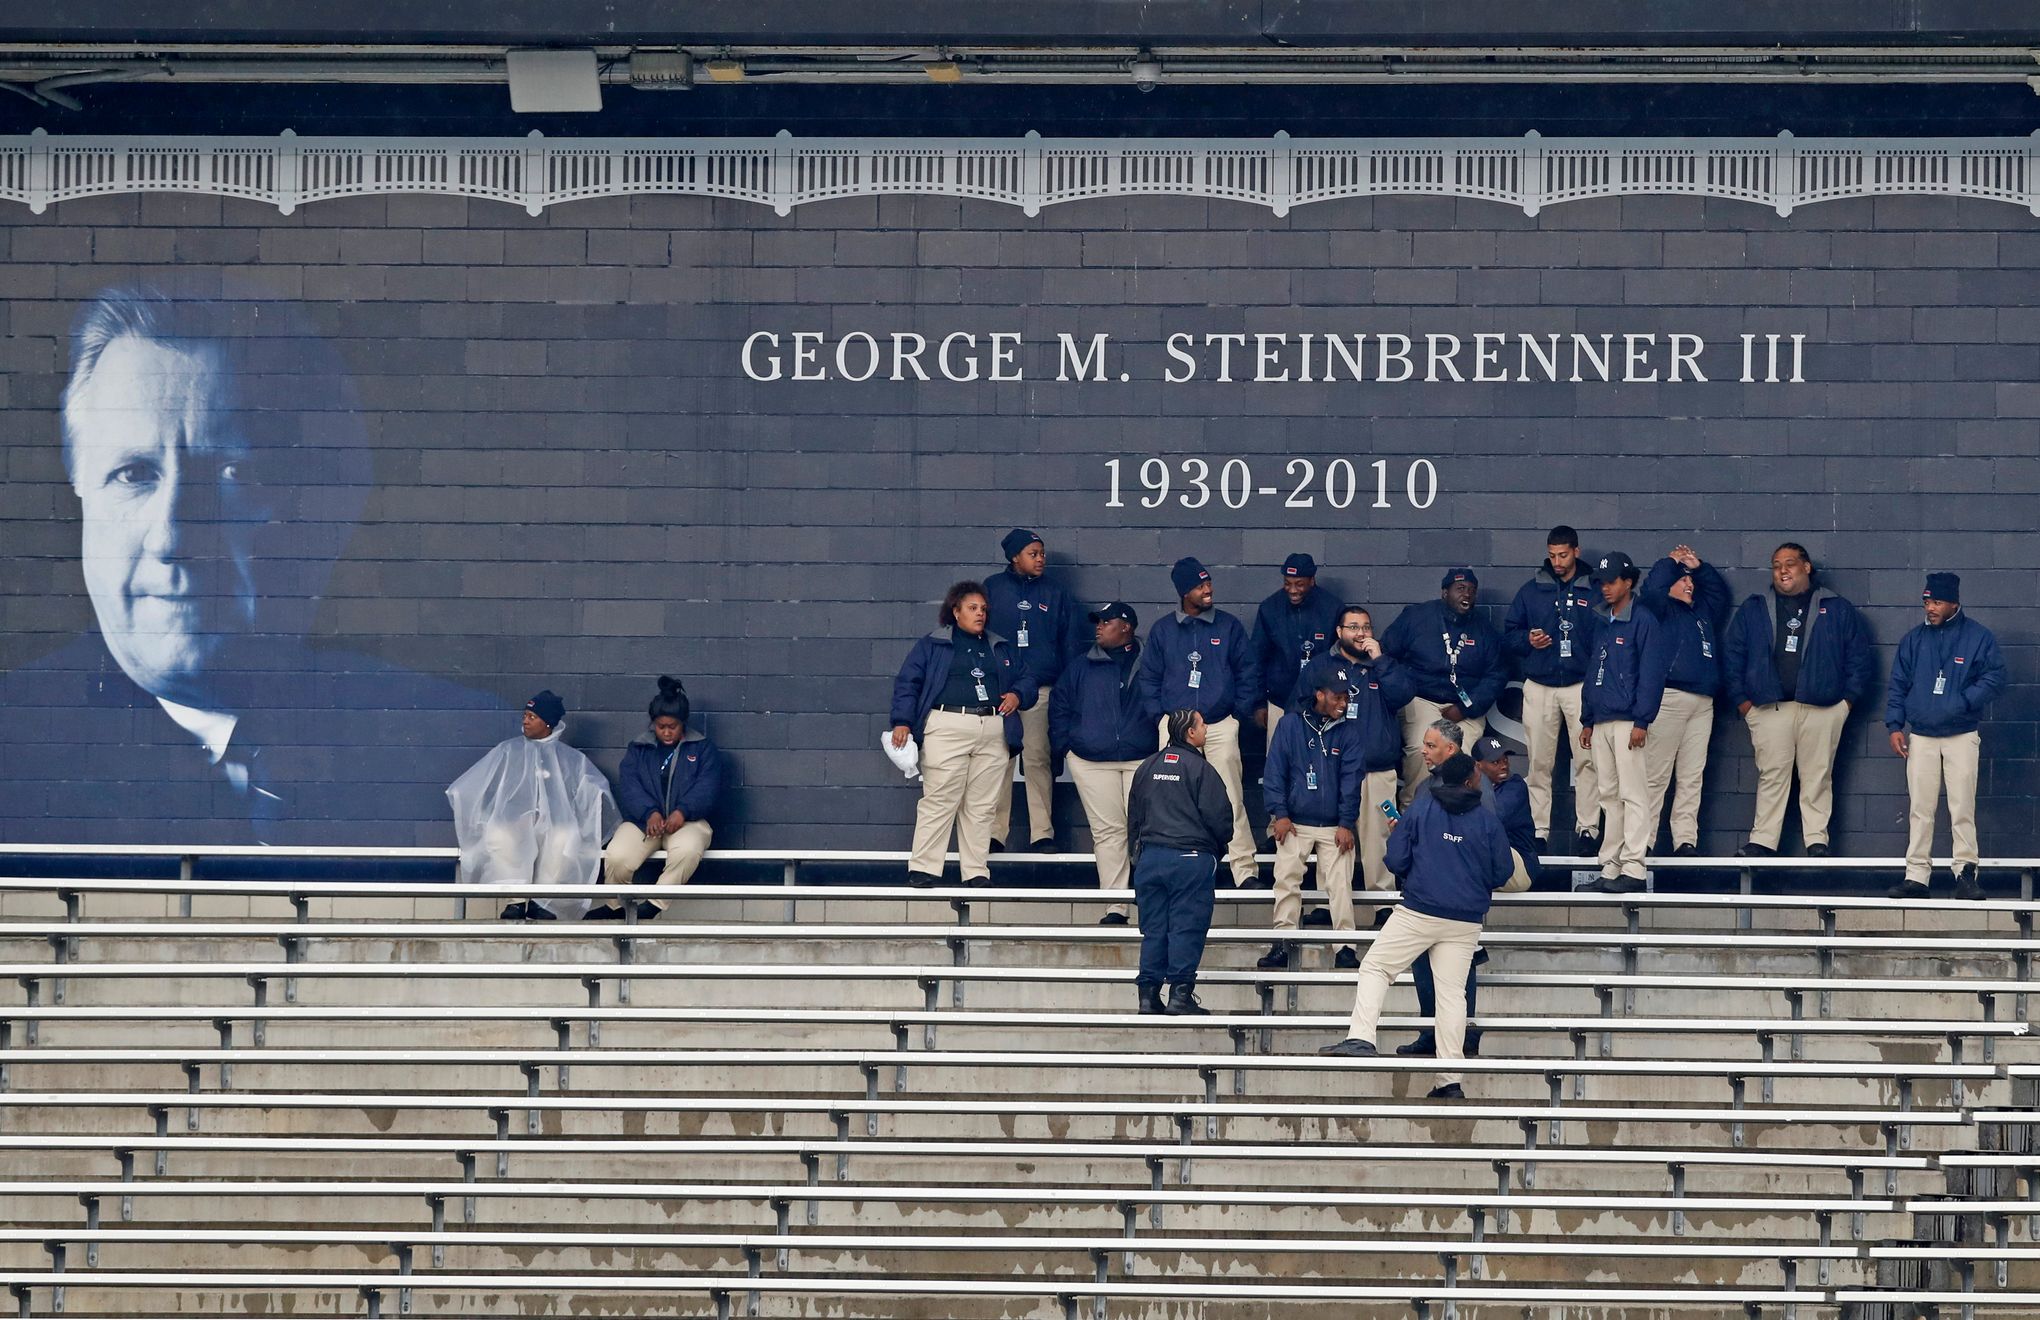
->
<box><xmin>934</xmin><ymin>703</ymin><xmax>997</xmax><ymax>716</ymax></box>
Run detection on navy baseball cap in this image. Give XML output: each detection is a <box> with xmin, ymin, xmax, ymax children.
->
<box><xmin>1283</xmin><ymin>553</ymin><xmax>1318</xmax><ymax>578</ymax></box>
<box><xmin>1472</xmin><ymin>735</ymin><xmax>1511</xmax><ymax>762</ymax></box>
<box><xmin>1590</xmin><ymin>551</ymin><xmax>1638</xmax><ymax>583</ymax></box>
<box><xmin>1440</xmin><ymin>567</ymin><xmax>1478</xmax><ymax>589</ymax></box>
<box><xmin>1088</xmin><ymin>601</ymin><xmax>1139</xmax><ymax>628</ymax></box>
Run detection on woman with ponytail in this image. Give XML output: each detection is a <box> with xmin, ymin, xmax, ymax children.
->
<box><xmin>591</xmin><ymin>676</ymin><xmax>725</xmax><ymax>920</ymax></box>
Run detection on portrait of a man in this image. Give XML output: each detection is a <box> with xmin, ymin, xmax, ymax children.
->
<box><xmin>0</xmin><ymin>287</ymin><xmax>501</xmax><ymax>845</ymax></box>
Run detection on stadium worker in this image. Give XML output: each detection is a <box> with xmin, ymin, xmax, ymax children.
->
<box><xmin>592</xmin><ymin>676</ymin><xmax>725</xmax><ymax>921</ymax></box>
<box><xmin>1639</xmin><ymin>545</ymin><xmax>1732</xmax><ymax>857</ymax></box>
<box><xmin>1256</xmin><ymin>666</ymin><xmax>1365</xmax><ymax>972</ymax></box>
<box><xmin>1723</xmin><ymin>543</ymin><xmax>1875</xmax><ymax>858</ymax></box>
<box><xmin>1503</xmin><ymin>525</ymin><xmax>1602</xmax><ymax>854</ymax></box>
<box><xmin>1886</xmin><ymin>573</ymin><xmax>2006</xmax><ymax>902</ymax></box>
<box><xmin>1049</xmin><ymin>602</ymin><xmax>1152</xmax><ymax>925</ymax></box>
<box><xmin>1578</xmin><ymin>552</ymin><xmax>1673</xmax><ymax>894</ymax></box>
<box><xmin>890</xmin><ymin>581</ymin><xmax>1038</xmax><ymax>888</ymax></box>
<box><xmin>1321</xmin><ymin>751</ymin><xmax>1513</xmax><ymax>1101</ymax></box>
<box><xmin>1126</xmin><ymin>709</ymin><xmax>1237</xmax><ymax>1016</ymax></box>
<box><xmin>984</xmin><ymin>528</ymin><xmax>1084</xmax><ymax>853</ymax></box>
<box><xmin>1251</xmin><ymin>553</ymin><xmax>1343</xmax><ymax>747</ymax></box>
<box><xmin>1308</xmin><ymin>607</ymin><xmax>1416</xmax><ymax>909</ymax></box>
<box><xmin>1137</xmin><ymin>557</ymin><xmax>1264</xmax><ymax>887</ymax></box>
<box><xmin>447</xmin><ymin>691</ymin><xmax>619</xmax><ymax>922</ymax></box>
<box><xmin>1382</xmin><ymin>568</ymin><xmax>1507</xmax><ymax>810</ymax></box>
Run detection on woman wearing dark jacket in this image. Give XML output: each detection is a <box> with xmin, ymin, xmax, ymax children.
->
<box><xmin>891</xmin><ymin>581</ymin><xmax>1039</xmax><ymax>887</ymax></box>
<box><xmin>593</xmin><ymin>677</ymin><xmax>724</xmax><ymax>921</ymax></box>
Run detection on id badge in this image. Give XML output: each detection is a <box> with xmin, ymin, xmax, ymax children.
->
<box><xmin>1559</xmin><ymin>639</ymin><xmax>1572</xmax><ymax>659</ymax></box>
<box><xmin>974</xmin><ymin>681</ymin><xmax>990</xmax><ymax>702</ymax></box>
<box><xmin>1934</xmin><ymin>673</ymin><xmax>1947</xmax><ymax>695</ymax></box>
<box><xmin>1015</xmin><ymin>625</ymin><xmax>1029</xmax><ymax>648</ymax></box>
<box><xmin>1456</xmin><ymin>688</ymin><xmax>1471</xmax><ymax>707</ymax></box>
<box><xmin>1187</xmin><ymin>669</ymin><xmax>1203</xmax><ymax>690</ymax></box>
<box><xmin>1784</xmin><ymin>635</ymin><xmax>1799</xmax><ymax>654</ymax></box>
<box><xmin>1345</xmin><ymin>703</ymin><xmax>1359</xmax><ymax>721</ymax></box>
<box><xmin>1306</xmin><ymin>768</ymin><xmax>1319</xmax><ymax>791</ymax></box>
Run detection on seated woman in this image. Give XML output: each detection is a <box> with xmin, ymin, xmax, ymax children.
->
<box><xmin>593</xmin><ymin>676</ymin><xmax>725</xmax><ymax>921</ymax></box>
<box><xmin>447</xmin><ymin>690</ymin><xmax>618</xmax><ymax>921</ymax></box>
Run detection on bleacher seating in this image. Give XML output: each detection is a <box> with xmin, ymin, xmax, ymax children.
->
<box><xmin>1</xmin><ymin>846</ymin><xmax>2038</xmax><ymax>1317</ymax></box>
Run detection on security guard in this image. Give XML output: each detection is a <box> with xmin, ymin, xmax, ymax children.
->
<box><xmin>1251</xmin><ymin>553</ymin><xmax>1343</xmax><ymax>748</ymax></box>
<box><xmin>1126</xmin><ymin>709</ymin><xmax>1236</xmax><ymax>1015</ymax></box>
<box><xmin>1381</xmin><ymin>567</ymin><xmax>1507</xmax><ymax>809</ymax></box>
<box><xmin>1886</xmin><ymin>573</ymin><xmax>2006</xmax><ymax>902</ymax></box>
<box><xmin>1579</xmin><ymin>552</ymin><xmax>1673</xmax><ymax>894</ymax></box>
<box><xmin>1136</xmin><ymin>557</ymin><xmax>1264</xmax><ymax>886</ymax></box>
<box><xmin>984</xmin><ymin>528</ymin><xmax>1084</xmax><ymax>852</ymax></box>
<box><xmin>1638</xmin><ymin>545</ymin><xmax>1731</xmax><ymax>856</ymax></box>
<box><xmin>1049</xmin><ymin>602</ymin><xmax>1152</xmax><ymax>924</ymax></box>
<box><xmin>1257</xmin><ymin>668</ymin><xmax>1364</xmax><ymax>971</ymax></box>
<box><xmin>1301</xmin><ymin>607</ymin><xmax>1414</xmax><ymax>912</ymax></box>
<box><xmin>1502</xmin><ymin>525</ymin><xmax>1601</xmax><ymax>853</ymax></box>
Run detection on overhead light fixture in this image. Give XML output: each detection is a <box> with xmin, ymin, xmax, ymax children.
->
<box><xmin>629</xmin><ymin>49</ymin><xmax>692</xmax><ymax>90</ymax></box>
<box><xmin>925</xmin><ymin>60</ymin><xmax>962</xmax><ymax>83</ymax></box>
<box><xmin>703</xmin><ymin>59</ymin><xmax>746</xmax><ymax>83</ymax></box>
<box><xmin>1130</xmin><ymin>50</ymin><xmax>1161</xmax><ymax>91</ymax></box>
<box><xmin>505</xmin><ymin>48</ymin><xmax>601</xmax><ymax>112</ymax></box>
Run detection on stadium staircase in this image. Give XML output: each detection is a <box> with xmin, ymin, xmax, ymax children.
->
<box><xmin>1</xmin><ymin>847</ymin><xmax>2038</xmax><ymax>1318</ymax></box>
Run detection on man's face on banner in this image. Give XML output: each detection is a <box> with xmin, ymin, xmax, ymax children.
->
<box><xmin>66</xmin><ymin>334</ymin><xmax>278</xmax><ymax>707</ymax></box>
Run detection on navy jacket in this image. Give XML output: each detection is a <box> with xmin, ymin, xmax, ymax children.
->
<box><xmin>1639</xmin><ymin>557</ymin><xmax>1731</xmax><ymax>697</ymax></box>
<box><xmin>1885</xmin><ymin>611</ymin><xmax>2006</xmax><ymax>738</ymax></box>
<box><xmin>1489</xmin><ymin>774</ymin><xmax>1543</xmax><ymax>886</ymax></box>
<box><xmin>1722</xmin><ymin>587</ymin><xmax>1875</xmax><ymax>710</ymax></box>
<box><xmin>1380</xmin><ymin>598</ymin><xmax>1508</xmax><ymax>718</ymax></box>
<box><xmin>1127</xmin><ymin>741</ymin><xmax>1235</xmax><ymax>858</ymax></box>
<box><xmin>890</xmin><ymin>627</ymin><xmax>1039</xmax><ymax>753</ymax></box>
<box><xmin>1384</xmin><ymin>781</ymin><xmax>1514</xmax><ymax>925</ymax></box>
<box><xmin>1582</xmin><ymin>600</ymin><xmax>1674</xmax><ymax>728</ymax></box>
<box><xmin>983</xmin><ymin>567</ymin><xmax>1086</xmax><ymax>689</ymax></box>
<box><xmin>1503</xmin><ymin>564</ymin><xmax>1599</xmax><ymax>687</ymax></box>
<box><xmin>1050</xmin><ymin>642</ymin><xmax>1156</xmax><ymax>763</ymax></box>
<box><xmin>617</xmin><ymin>728</ymin><xmax>723</xmax><ymax>829</ymax></box>
<box><xmin>1251</xmin><ymin>586</ymin><xmax>1345</xmax><ymax>709</ymax></box>
<box><xmin>1299</xmin><ymin>649</ymin><xmax>1414</xmax><ymax>772</ymax></box>
<box><xmin>1262</xmin><ymin>709</ymin><xmax>1364</xmax><ymax>829</ymax></box>
<box><xmin>1136</xmin><ymin>608</ymin><xmax>1261</xmax><ymax>725</ymax></box>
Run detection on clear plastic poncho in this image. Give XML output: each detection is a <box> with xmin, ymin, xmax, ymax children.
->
<box><xmin>446</xmin><ymin>721</ymin><xmax>620</xmax><ymax>916</ymax></box>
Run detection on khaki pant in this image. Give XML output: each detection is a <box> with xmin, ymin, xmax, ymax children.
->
<box><xmin>601</xmin><ymin>818</ymin><xmax>713</xmax><ymax>909</ymax></box>
<box><xmin>1589</xmin><ymin>720</ymin><xmax>1656</xmax><ymax>881</ymax></box>
<box><xmin>1522</xmin><ymin>679</ymin><xmax>1598</xmax><ymax>839</ymax></box>
<box><xmin>1273</xmin><ymin>823</ymin><xmax>1357</xmax><ymax>937</ymax></box>
<box><xmin>1644</xmin><ymin>688</ymin><xmax>1714</xmax><ymax>849</ymax></box>
<box><xmin>1398</xmin><ymin>698</ymin><xmax>1487</xmax><ymax>811</ymax></box>
<box><xmin>1157</xmin><ymin>714</ymin><xmax>1259</xmax><ymax>885</ymax></box>
<box><xmin>1355</xmin><ymin>766</ymin><xmax>1400</xmax><ymax>902</ymax></box>
<box><xmin>1067</xmin><ymin>753</ymin><xmax>1140</xmax><ymax>918</ymax></box>
<box><xmin>1905</xmin><ymin>730</ymin><xmax>1981</xmax><ymax>883</ymax></box>
<box><xmin>1345</xmin><ymin>906</ymin><xmax>1482</xmax><ymax>1088</ymax></box>
<box><xmin>1501</xmin><ymin>847</ymin><xmax>1534</xmax><ymax>894</ymax></box>
<box><xmin>1744</xmin><ymin>700</ymin><xmax>1850</xmax><ymax>850</ymax></box>
<box><xmin>910</xmin><ymin>709</ymin><xmax>1010</xmax><ymax>880</ymax></box>
<box><xmin>1264</xmin><ymin>700</ymin><xmax>1287</xmax><ymax>751</ymax></box>
<box><xmin>991</xmin><ymin>697</ymin><xmax>1054</xmax><ymax>846</ymax></box>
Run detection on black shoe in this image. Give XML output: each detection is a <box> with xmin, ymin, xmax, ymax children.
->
<box><xmin>1573</xmin><ymin>831</ymin><xmax>1598</xmax><ymax>856</ymax></box>
<box><xmin>524</xmin><ymin>903</ymin><xmax>556</xmax><ymax>921</ymax></box>
<box><xmin>1736</xmin><ymin>841</ymin><xmax>1776</xmax><ymax>858</ymax></box>
<box><xmin>498</xmin><ymin>902</ymin><xmax>528</xmax><ymax>921</ymax></box>
<box><xmin>1427</xmin><ymin>1083</ymin><xmax>1466</xmax><ymax>1101</ymax></box>
<box><xmin>632</xmin><ymin>900</ymin><xmax>662</xmax><ymax>921</ymax></box>
<box><xmin>583</xmin><ymin>904</ymin><xmax>627</xmax><ymax>921</ymax></box>
<box><xmin>1888</xmin><ymin>879</ymin><xmax>1930</xmax><ymax>900</ymax></box>
<box><xmin>1805</xmin><ymin>843</ymin><xmax>1831</xmax><ymax>859</ymax></box>
<box><xmin>1319</xmin><ymin>1037</ymin><xmax>1378</xmax><ymax>1057</ymax></box>
<box><xmin>1301</xmin><ymin>906</ymin><xmax>1333</xmax><ymax>928</ymax></box>
<box><xmin>1334</xmin><ymin>946</ymin><xmax>1360</xmax><ymax>970</ymax></box>
<box><xmin>1255</xmin><ymin>943</ymin><xmax>1291</xmax><ymax>971</ymax></box>
<box><xmin>1575</xmin><ymin>877</ymin><xmax>1610</xmax><ymax>893</ymax></box>
<box><xmin>1673</xmin><ymin>843</ymin><xmax>1698</xmax><ymax>857</ymax></box>
<box><xmin>1396</xmin><ymin>1033</ymin><xmax>1436</xmax><ymax>1057</ymax></box>
<box><xmin>1371</xmin><ymin>907</ymin><xmax>1394</xmax><ymax>929</ymax></box>
<box><xmin>906</xmin><ymin>870</ymin><xmax>942</xmax><ymax>888</ymax></box>
<box><xmin>1953</xmin><ymin>865</ymin><xmax>1985</xmax><ymax>902</ymax></box>
<box><xmin>1030</xmin><ymin>838</ymin><xmax>1058</xmax><ymax>854</ymax></box>
<box><xmin>1533</xmin><ymin>836</ymin><xmax>1550</xmax><ymax>855</ymax></box>
<box><xmin>1164</xmin><ymin>986</ymin><xmax>1209</xmax><ymax>1016</ymax></box>
<box><xmin>1099</xmin><ymin>911</ymin><xmax>1130</xmax><ymax>926</ymax></box>
<box><xmin>1600</xmin><ymin>875</ymin><xmax>1645</xmax><ymax>894</ymax></box>
<box><xmin>1239</xmin><ymin>872</ymin><xmax>1274</xmax><ymax>890</ymax></box>
<box><xmin>1137</xmin><ymin>984</ymin><xmax>1166</xmax><ymax>1015</ymax></box>
<box><xmin>989</xmin><ymin>839</ymin><xmax>1006</xmax><ymax>854</ymax></box>
<box><xmin>963</xmin><ymin>875</ymin><xmax>993</xmax><ymax>888</ymax></box>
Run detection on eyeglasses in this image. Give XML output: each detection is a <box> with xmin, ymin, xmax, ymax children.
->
<box><xmin>1338</xmin><ymin>623</ymin><xmax>1373</xmax><ymax>633</ymax></box>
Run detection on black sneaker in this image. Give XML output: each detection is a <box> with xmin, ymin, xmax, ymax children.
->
<box><xmin>498</xmin><ymin>902</ymin><xmax>528</xmax><ymax>921</ymax></box>
<box><xmin>1255</xmin><ymin>943</ymin><xmax>1291</xmax><ymax>970</ymax></box>
<box><xmin>1301</xmin><ymin>907</ymin><xmax>1333</xmax><ymax>928</ymax></box>
<box><xmin>1887</xmin><ymin>879</ymin><xmax>1930</xmax><ymax>900</ymax></box>
<box><xmin>1953</xmin><ymin>865</ymin><xmax>1985</xmax><ymax>902</ymax></box>
<box><xmin>1573</xmin><ymin>831</ymin><xmax>1599</xmax><ymax>856</ymax></box>
<box><xmin>906</xmin><ymin>870</ymin><xmax>942</xmax><ymax>888</ymax></box>
<box><xmin>1098</xmin><ymin>911</ymin><xmax>1130</xmax><ymax>926</ymax></box>
<box><xmin>963</xmin><ymin>875</ymin><xmax>993</xmax><ymax>888</ymax></box>
<box><xmin>631</xmin><ymin>900</ymin><xmax>662</xmax><ymax>921</ymax></box>
<box><xmin>1334</xmin><ymin>946</ymin><xmax>1360</xmax><ymax>970</ymax></box>
<box><xmin>1736</xmin><ymin>841</ymin><xmax>1776</xmax><ymax>858</ymax></box>
<box><xmin>1673</xmin><ymin>843</ymin><xmax>1699</xmax><ymax>857</ymax></box>
<box><xmin>1427</xmin><ymin>1083</ymin><xmax>1466</xmax><ymax>1101</ymax></box>
<box><xmin>1371</xmin><ymin>907</ymin><xmax>1394</xmax><ymax>929</ymax></box>
<box><xmin>1396</xmin><ymin>1033</ymin><xmax>1436</xmax><ymax>1057</ymax></box>
<box><xmin>1600</xmin><ymin>875</ymin><xmax>1645</xmax><ymax>894</ymax></box>
<box><xmin>524</xmin><ymin>903</ymin><xmax>557</xmax><ymax>921</ymax></box>
<box><xmin>583</xmin><ymin>904</ymin><xmax>627</xmax><ymax>921</ymax></box>
<box><xmin>1319</xmin><ymin>1038</ymin><xmax>1378</xmax><ymax>1057</ymax></box>
<box><xmin>1575</xmin><ymin>877</ymin><xmax>1610</xmax><ymax>893</ymax></box>
<box><xmin>1030</xmin><ymin>838</ymin><xmax>1058</xmax><ymax>854</ymax></box>
<box><xmin>1805</xmin><ymin>843</ymin><xmax>1831</xmax><ymax>859</ymax></box>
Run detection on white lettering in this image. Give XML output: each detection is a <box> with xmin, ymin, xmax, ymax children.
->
<box><xmin>740</xmin><ymin>331</ymin><xmax>782</xmax><ymax>381</ymax></box>
<box><xmin>1164</xmin><ymin>333</ymin><xmax>1197</xmax><ymax>383</ymax></box>
<box><xmin>1057</xmin><ymin>332</ymin><xmax>1110</xmax><ymax>382</ymax></box>
<box><xmin>890</xmin><ymin>332</ymin><xmax>930</xmax><ymax>382</ymax></box>
<box><xmin>1254</xmin><ymin>333</ymin><xmax>1291</xmax><ymax>382</ymax></box>
<box><xmin>1668</xmin><ymin>333</ymin><xmax>1707</xmax><ymax>382</ymax></box>
<box><xmin>1209</xmin><ymin>333</ymin><xmax>1246</xmax><ymax>383</ymax></box>
<box><xmin>938</xmin><ymin>332</ymin><xmax>981</xmax><ymax>382</ymax></box>
<box><xmin>1623</xmin><ymin>333</ymin><xmax>1660</xmax><ymax>383</ymax></box>
<box><xmin>1378</xmin><ymin>334</ymin><xmax>1413</xmax><ymax>383</ymax></box>
<box><xmin>791</xmin><ymin>331</ymin><xmax>825</xmax><ymax>381</ymax></box>
<box><xmin>1518</xmin><ymin>333</ymin><xmax>1559</xmax><ymax>383</ymax></box>
<box><xmin>1570</xmin><ymin>333</ymin><xmax>1613</xmax><ymax>383</ymax></box>
<box><xmin>1325</xmin><ymin>335</ymin><xmax>1366</xmax><ymax>381</ymax></box>
<box><xmin>1425</xmin><ymin>333</ymin><xmax>1464</xmax><ymax>383</ymax></box>
<box><xmin>834</xmin><ymin>331</ymin><xmax>879</xmax><ymax>382</ymax></box>
<box><xmin>1472</xmin><ymin>333</ymin><xmax>1507</xmax><ymax>383</ymax></box>
<box><xmin>989</xmin><ymin>332</ymin><xmax>1024</xmax><ymax>382</ymax></box>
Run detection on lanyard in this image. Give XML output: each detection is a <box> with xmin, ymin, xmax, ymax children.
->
<box><xmin>1440</xmin><ymin>629</ymin><xmax>1466</xmax><ymax>686</ymax></box>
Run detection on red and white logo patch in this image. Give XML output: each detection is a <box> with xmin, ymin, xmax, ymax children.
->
<box><xmin>1163</xmin><ymin>753</ymin><xmax>1181</xmax><ymax>763</ymax></box>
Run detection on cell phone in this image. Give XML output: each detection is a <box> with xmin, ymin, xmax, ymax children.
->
<box><xmin>1378</xmin><ymin>799</ymin><xmax>1400</xmax><ymax>823</ymax></box>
